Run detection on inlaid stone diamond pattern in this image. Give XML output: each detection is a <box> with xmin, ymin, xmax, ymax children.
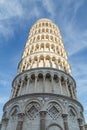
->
<box><xmin>25</xmin><ymin>102</ymin><xmax>40</xmax><ymax>120</ymax></box>
<box><xmin>68</xmin><ymin>106</ymin><xmax>76</xmax><ymax>122</ymax></box>
<box><xmin>47</xmin><ymin>102</ymin><xmax>62</xmax><ymax>120</ymax></box>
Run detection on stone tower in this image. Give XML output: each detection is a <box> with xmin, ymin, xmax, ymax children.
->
<box><xmin>0</xmin><ymin>18</ymin><xmax>87</xmax><ymax>130</ymax></box>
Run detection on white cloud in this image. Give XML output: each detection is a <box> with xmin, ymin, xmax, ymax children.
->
<box><xmin>0</xmin><ymin>97</ymin><xmax>9</xmax><ymax>104</ymax></box>
<box><xmin>0</xmin><ymin>96</ymin><xmax>9</xmax><ymax>119</ymax></box>
<box><xmin>30</xmin><ymin>6</ymin><xmax>41</xmax><ymax>18</ymax></box>
<box><xmin>54</xmin><ymin>0</ymin><xmax>86</xmax><ymax>56</ymax></box>
<box><xmin>0</xmin><ymin>79</ymin><xmax>9</xmax><ymax>87</ymax></box>
<box><xmin>0</xmin><ymin>0</ymin><xmax>43</xmax><ymax>40</ymax></box>
<box><xmin>0</xmin><ymin>0</ymin><xmax>23</xmax><ymax>20</ymax></box>
<box><xmin>42</xmin><ymin>0</ymin><xmax>56</xmax><ymax>18</ymax></box>
<box><xmin>0</xmin><ymin>0</ymin><xmax>23</xmax><ymax>39</ymax></box>
<box><xmin>63</xmin><ymin>24</ymin><xmax>87</xmax><ymax>56</ymax></box>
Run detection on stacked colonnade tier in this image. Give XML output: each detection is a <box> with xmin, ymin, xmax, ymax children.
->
<box><xmin>0</xmin><ymin>18</ymin><xmax>86</xmax><ymax>130</ymax></box>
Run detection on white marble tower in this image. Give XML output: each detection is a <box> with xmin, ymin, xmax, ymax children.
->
<box><xmin>0</xmin><ymin>18</ymin><xmax>87</xmax><ymax>130</ymax></box>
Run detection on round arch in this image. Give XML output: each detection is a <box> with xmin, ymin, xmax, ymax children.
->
<box><xmin>47</xmin><ymin>123</ymin><xmax>63</xmax><ymax>130</ymax></box>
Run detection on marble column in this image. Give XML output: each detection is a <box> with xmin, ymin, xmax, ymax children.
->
<box><xmin>14</xmin><ymin>81</ymin><xmax>18</xmax><ymax>97</ymax></box>
<box><xmin>30</xmin><ymin>60</ymin><xmax>33</xmax><ymax>68</ymax></box>
<box><xmin>74</xmin><ymin>88</ymin><xmax>78</xmax><ymax>100</ymax></box>
<box><xmin>65</xmin><ymin>78</ymin><xmax>69</xmax><ymax>96</ymax></box>
<box><xmin>59</xmin><ymin>76</ymin><xmax>63</xmax><ymax>94</ymax></box>
<box><xmin>78</xmin><ymin>118</ymin><xmax>85</xmax><ymax>130</ymax></box>
<box><xmin>40</xmin><ymin>111</ymin><xmax>47</xmax><ymax>130</ymax></box>
<box><xmin>73</xmin><ymin>86</ymin><xmax>77</xmax><ymax>99</ymax></box>
<box><xmin>43</xmin><ymin>75</ymin><xmax>45</xmax><ymax>93</ymax></box>
<box><xmin>69</xmin><ymin>83</ymin><xmax>74</xmax><ymax>98</ymax></box>
<box><xmin>35</xmin><ymin>75</ymin><xmax>38</xmax><ymax>92</ymax></box>
<box><xmin>18</xmin><ymin>80</ymin><xmax>23</xmax><ymax>96</ymax></box>
<box><xmin>62</xmin><ymin>114</ymin><xmax>69</xmax><ymax>130</ymax></box>
<box><xmin>50</xmin><ymin>58</ymin><xmax>52</xmax><ymax>67</ymax></box>
<box><xmin>1</xmin><ymin>118</ymin><xmax>8</xmax><ymax>130</ymax></box>
<box><xmin>85</xmin><ymin>124</ymin><xmax>87</xmax><ymax>130</ymax></box>
<box><xmin>37</xmin><ymin>57</ymin><xmax>39</xmax><ymax>67</ymax></box>
<box><xmin>43</xmin><ymin>57</ymin><xmax>45</xmax><ymax>67</ymax></box>
<box><xmin>51</xmin><ymin>75</ymin><xmax>54</xmax><ymax>92</ymax></box>
<box><xmin>11</xmin><ymin>87</ymin><xmax>15</xmax><ymax>98</ymax></box>
<box><xmin>16</xmin><ymin>113</ymin><xmax>24</xmax><ymax>130</ymax></box>
<box><xmin>26</xmin><ymin>76</ymin><xmax>30</xmax><ymax>93</ymax></box>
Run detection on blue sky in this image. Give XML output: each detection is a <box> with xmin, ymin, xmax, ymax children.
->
<box><xmin>0</xmin><ymin>0</ymin><xmax>87</xmax><ymax>122</ymax></box>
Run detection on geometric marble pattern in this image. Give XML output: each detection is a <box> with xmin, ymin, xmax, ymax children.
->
<box><xmin>47</xmin><ymin>102</ymin><xmax>62</xmax><ymax>120</ymax></box>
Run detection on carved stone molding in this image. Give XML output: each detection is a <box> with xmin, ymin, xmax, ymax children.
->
<box><xmin>40</xmin><ymin>111</ymin><xmax>47</xmax><ymax>130</ymax></box>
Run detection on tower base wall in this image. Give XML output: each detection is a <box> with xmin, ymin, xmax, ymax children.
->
<box><xmin>1</xmin><ymin>94</ymin><xmax>85</xmax><ymax>130</ymax></box>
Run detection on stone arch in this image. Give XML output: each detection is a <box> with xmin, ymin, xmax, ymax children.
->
<box><xmin>38</xmin><ymin>28</ymin><xmax>41</xmax><ymax>33</ymax></box>
<box><xmin>10</xmin><ymin>105</ymin><xmax>19</xmax><ymax>116</ymax></box>
<box><xmin>45</xmin><ymin>55</ymin><xmax>51</xmax><ymax>67</ymax></box>
<box><xmin>46</xmin><ymin>73</ymin><xmax>51</xmax><ymax>77</ymax></box>
<box><xmin>40</xmin><ymin>55</ymin><xmax>44</xmax><ymax>60</ymax></box>
<box><xmin>53</xmin><ymin>74</ymin><xmax>59</xmax><ymax>83</ymax></box>
<box><xmin>39</xmin><ymin>55</ymin><xmax>44</xmax><ymax>67</ymax></box>
<box><xmin>46</xmin><ymin>43</ymin><xmax>50</xmax><ymax>51</ymax></box>
<box><xmin>31</xmin><ymin>73</ymin><xmax>35</xmax><ymax>80</ymax></box>
<box><xmin>37</xmin><ymin>35</ymin><xmax>40</xmax><ymax>41</ymax></box>
<box><xmin>32</xmin><ymin>56</ymin><xmax>37</xmax><ymax>68</ymax></box>
<box><xmin>46</xmin><ymin>28</ymin><xmax>49</xmax><ymax>32</ymax></box>
<box><xmin>52</xmin><ymin>56</ymin><xmax>56</xmax><ymax>68</ymax></box>
<box><xmin>42</xmin><ymin>28</ymin><xmax>45</xmax><ymax>32</ymax></box>
<box><xmin>68</xmin><ymin>105</ymin><xmax>78</xmax><ymax>121</ymax></box>
<box><xmin>46</xmin><ymin>101</ymin><xmax>63</xmax><ymax>120</ymax></box>
<box><xmin>47</xmin><ymin>123</ymin><xmax>63</xmax><ymax>130</ymax></box>
<box><xmin>2</xmin><ymin>111</ymin><xmax>7</xmax><ymax>119</ymax></box>
<box><xmin>50</xmin><ymin>35</ymin><xmax>54</xmax><ymax>42</ymax></box>
<box><xmin>41</xmin><ymin>34</ymin><xmax>45</xmax><ymax>40</ymax></box>
<box><xmin>51</xmin><ymin>44</ymin><xmax>55</xmax><ymax>52</ymax></box>
<box><xmin>36</xmin><ymin>70</ymin><xmax>43</xmax><ymax>76</ymax></box>
<box><xmin>50</xmin><ymin>29</ymin><xmax>53</xmax><ymax>33</ymax></box>
<box><xmin>45</xmin><ymin>73</ymin><xmax>51</xmax><ymax>82</ymax></box>
<box><xmin>46</xmin><ymin>34</ymin><xmax>49</xmax><ymax>40</ymax></box>
<box><xmin>25</xmin><ymin>100</ymin><xmax>41</xmax><ymax>120</ymax></box>
<box><xmin>35</xmin><ymin>43</ymin><xmax>39</xmax><ymax>50</ymax></box>
<box><xmin>46</xmin><ymin>22</ymin><xmax>48</xmax><ymax>26</ymax></box>
<box><xmin>34</xmin><ymin>55</ymin><xmax>38</xmax><ymax>61</ymax></box>
<box><xmin>30</xmin><ymin>46</ymin><xmax>33</xmax><ymax>54</ymax></box>
<box><xmin>68</xmin><ymin>105</ymin><xmax>78</xmax><ymax>115</ymax></box>
<box><xmin>47</xmin><ymin>100</ymin><xmax>63</xmax><ymax>112</ymax></box>
<box><xmin>38</xmin><ymin>73</ymin><xmax>43</xmax><ymax>79</ymax></box>
<box><xmin>40</xmin><ymin>43</ymin><xmax>44</xmax><ymax>51</ymax></box>
<box><xmin>8</xmin><ymin>104</ymin><xmax>20</xmax><ymax>119</ymax></box>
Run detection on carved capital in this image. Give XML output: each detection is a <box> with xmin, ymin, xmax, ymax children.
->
<box><xmin>2</xmin><ymin>118</ymin><xmax>9</xmax><ymax>126</ymax></box>
<box><xmin>85</xmin><ymin>124</ymin><xmax>87</xmax><ymax>130</ymax></box>
<box><xmin>62</xmin><ymin>114</ymin><xmax>68</xmax><ymax>121</ymax></box>
<box><xmin>78</xmin><ymin>118</ymin><xmax>83</xmax><ymax>126</ymax></box>
<box><xmin>40</xmin><ymin>111</ymin><xmax>47</xmax><ymax>119</ymax></box>
<box><xmin>62</xmin><ymin>114</ymin><xmax>69</xmax><ymax>130</ymax></box>
<box><xmin>17</xmin><ymin>113</ymin><xmax>25</xmax><ymax>122</ymax></box>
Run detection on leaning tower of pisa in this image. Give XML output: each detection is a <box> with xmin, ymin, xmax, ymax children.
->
<box><xmin>0</xmin><ymin>18</ymin><xmax>87</xmax><ymax>130</ymax></box>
